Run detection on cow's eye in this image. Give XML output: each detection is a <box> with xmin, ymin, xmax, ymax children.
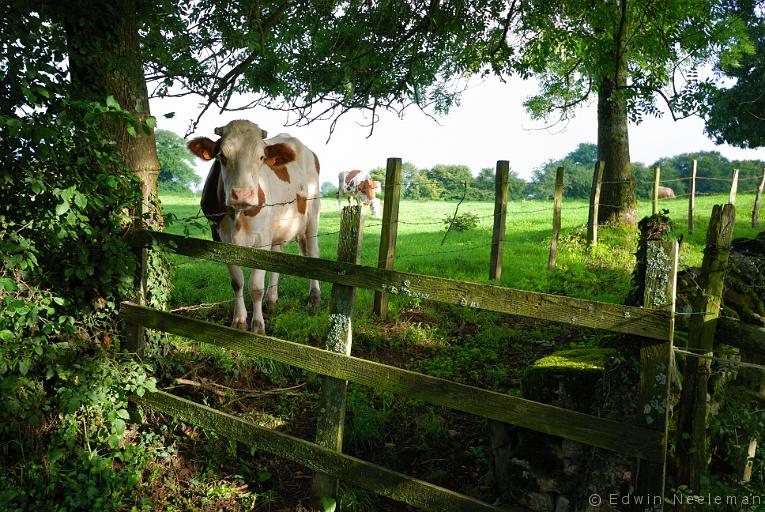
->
<box><xmin>219</xmin><ymin>153</ymin><xmax>227</xmax><ymax>165</ymax></box>
<box><xmin>260</xmin><ymin>154</ymin><xmax>265</xmax><ymax>162</ymax></box>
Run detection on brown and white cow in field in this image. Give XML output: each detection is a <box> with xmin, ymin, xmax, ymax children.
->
<box><xmin>337</xmin><ymin>170</ymin><xmax>382</xmax><ymax>217</ymax></box>
<box><xmin>188</xmin><ymin>120</ymin><xmax>321</xmax><ymax>334</ymax></box>
<box><xmin>657</xmin><ymin>186</ymin><xmax>676</xmax><ymax>199</ymax></box>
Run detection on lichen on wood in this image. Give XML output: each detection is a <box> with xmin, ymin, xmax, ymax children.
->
<box><xmin>627</xmin><ymin>210</ymin><xmax>676</xmax><ymax>307</ymax></box>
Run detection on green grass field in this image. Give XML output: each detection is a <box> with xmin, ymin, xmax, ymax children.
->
<box><xmin>142</xmin><ymin>191</ymin><xmax>763</xmax><ymax>510</ymax></box>
<box><xmin>162</xmin><ymin>191</ymin><xmax>762</xmax><ymax>311</ymax></box>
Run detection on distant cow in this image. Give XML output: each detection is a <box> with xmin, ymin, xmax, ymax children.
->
<box><xmin>657</xmin><ymin>186</ymin><xmax>676</xmax><ymax>199</ymax></box>
<box><xmin>337</xmin><ymin>170</ymin><xmax>382</xmax><ymax>217</ymax></box>
<box><xmin>188</xmin><ymin>120</ymin><xmax>321</xmax><ymax>335</ymax></box>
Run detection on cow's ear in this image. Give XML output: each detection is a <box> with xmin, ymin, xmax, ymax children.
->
<box><xmin>371</xmin><ymin>180</ymin><xmax>382</xmax><ymax>190</ymax></box>
<box><xmin>264</xmin><ymin>142</ymin><xmax>297</xmax><ymax>166</ymax></box>
<box><xmin>260</xmin><ymin>129</ymin><xmax>268</xmax><ymax>139</ymax></box>
<box><xmin>188</xmin><ymin>137</ymin><xmax>217</xmax><ymax>160</ymax></box>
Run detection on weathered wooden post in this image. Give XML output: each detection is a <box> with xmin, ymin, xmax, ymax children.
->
<box><xmin>634</xmin><ymin>237</ymin><xmax>678</xmax><ymax>508</ymax></box>
<box><xmin>688</xmin><ymin>160</ymin><xmax>697</xmax><ymax>234</ymax></box>
<box><xmin>587</xmin><ymin>161</ymin><xmax>604</xmax><ymax>247</ymax></box>
<box><xmin>741</xmin><ymin>380</ymin><xmax>765</xmax><ymax>483</ymax></box>
<box><xmin>373</xmin><ymin>157</ymin><xmax>402</xmax><ymax>319</ymax></box>
<box><xmin>752</xmin><ymin>168</ymin><xmax>765</xmax><ymax>227</ymax></box>
<box><xmin>311</xmin><ymin>205</ymin><xmax>364</xmax><ymax>505</ymax></box>
<box><xmin>548</xmin><ymin>166</ymin><xmax>564</xmax><ymax>270</ymax></box>
<box><xmin>729</xmin><ymin>168</ymin><xmax>739</xmax><ymax>205</ymax></box>
<box><xmin>652</xmin><ymin>166</ymin><xmax>661</xmax><ymax>215</ymax></box>
<box><xmin>674</xmin><ymin>204</ymin><xmax>735</xmax><ymax>492</ymax></box>
<box><xmin>123</xmin><ymin>198</ymin><xmax>148</xmax><ymax>355</ymax></box>
<box><xmin>489</xmin><ymin>160</ymin><xmax>509</xmax><ymax>280</ymax></box>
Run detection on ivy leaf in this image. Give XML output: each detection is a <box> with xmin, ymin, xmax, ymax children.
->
<box><xmin>106</xmin><ymin>95</ymin><xmax>119</xmax><ymax>109</ymax></box>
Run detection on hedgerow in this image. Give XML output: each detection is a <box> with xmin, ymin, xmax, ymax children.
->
<box><xmin>0</xmin><ymin>24</ymin><xmax>164</xmax><ymax>507</ymax></box>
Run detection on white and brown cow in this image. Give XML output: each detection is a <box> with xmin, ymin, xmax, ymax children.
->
<box><xmin>337</xmin><ymin>170</ymin><xmax>382</xmax><ymax>217</ymax></box>
<box><xmin>188</xmin><ymin>120</ymin><xmax>321</xmax><ymax>334</ymax></box>
<box><xmin>656</xmin><ymin>186</ymin><xmax>676</xmax><ymax>199</ymax></box>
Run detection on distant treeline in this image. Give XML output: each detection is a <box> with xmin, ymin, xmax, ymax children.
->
<box><xmin>321</xmin><ymin>144</ymin><xmax>765</xmax><ymax>201</ymax></box>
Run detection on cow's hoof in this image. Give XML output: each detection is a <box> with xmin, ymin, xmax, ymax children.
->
<box><xmin>231</xmin><ymin>319</ymin><xmax>248</xmax><ymax>330</ymax></box>
<box><xmin>308</xmin><ymin>289</ymin><xmax>321</xmax><ymax>309</ymax></box>
<box><xmin>251</xmin><ymin>319</ymin><xmax>265</xmax><ymax>335</ymax></box>
<box><xmin>263</xmin><ymin>297</ymin><xmax>278</xmax><ymax>312</ymax></box>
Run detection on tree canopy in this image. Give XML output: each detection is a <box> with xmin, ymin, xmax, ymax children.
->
<box><xmin>141</xmin><ymin>0</ymin><xmax>506</xmax><ymax>134</ymax></box>
<box><xmin>704</xmin><ymin>0</ymin><xmax>765</xmax><ymax>149</ymax></box>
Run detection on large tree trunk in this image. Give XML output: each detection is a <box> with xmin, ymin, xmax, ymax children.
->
<box><xmin>596</xmin><ymin>0</ymin><xmax>636</xmax><ymax>227</ymax></box>
<box><xmin>61</xmin><ymin>0</ymin><xmax>161</xmax><ymax>224</ymax></box>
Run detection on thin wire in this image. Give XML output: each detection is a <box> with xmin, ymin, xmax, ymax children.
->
<box><xmin>673</xmin><ymin>347</ymin><xmax>765</xmax><ymax>373</ymax></box>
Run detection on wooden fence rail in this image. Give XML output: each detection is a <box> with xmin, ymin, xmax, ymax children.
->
<box><xmin>121</xmin><ymin>302</ymin><xmax>665</xmax><ymax>461</ymax></box>
<box><xmin>128</xmin><ymin>229</ymin><xmax>672</xmax><ymax>340</ymax></box>
<box><xmin>135</xmin><ymin>390</ymin><xmax>508</xmax><ymax>512</ymax></box>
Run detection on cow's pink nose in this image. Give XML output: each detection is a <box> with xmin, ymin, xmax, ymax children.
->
<box><xmin>230</xmin><ymin>187</ymin><xmax>257</xmax><ymax>207</ymax></box>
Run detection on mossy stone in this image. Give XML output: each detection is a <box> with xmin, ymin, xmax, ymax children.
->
<box><xmin>521</xmin><ymin>348</ymin><xmax>617</xmax><ymax>413</ymax></box>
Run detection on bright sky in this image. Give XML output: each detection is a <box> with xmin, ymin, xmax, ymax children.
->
<box><xmin>149</xmin><ymin>75</ymin><xmax>764</xmax><ymax>186</ymax></box>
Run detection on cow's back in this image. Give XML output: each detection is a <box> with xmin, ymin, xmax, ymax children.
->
<box><xmin>259</xmin><ymin>134</ymin><xmax>321</xmax><ymax>242</ymax></box>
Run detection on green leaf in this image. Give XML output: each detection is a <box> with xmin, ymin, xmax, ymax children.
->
<box><xmin>117</xmin><ymin>409</ymin><xmax>131</xmax><ymax>420</ymax></box>
<box><xmin>55</xmin><ymin>201</ymin><xmax>70</xmax><ymax>216</ymax></box>
<box><xmin>107</xmin><ymin>434</ymin><xmax>121</xmax><ymax>449</ymax></box>
<box><xmin>19</xmin><ymin>359</ymin><xmax>30</xmax><ymax>376</ymax></box>
<box><xmin>113</xmin><ymin>418</ymin><xmax>126</xmax><ymax>435</ymax></box>
<box><xmin>73</xmin><ymin>193</ymin><xmax>87</xmax><ymax>209</ymax></box>
<box><xmin>106</xmin><ymin>95</ymin><xmax>119</xmax><ymax>108</ymax></box>
<box><xmin>126</xmin><ymin>124</ymin><xmax>137</xmax><ymax>137</ymax></box>
<box><xmin>144</xmin><ymin>116</ymin><xmax>156</xmax><ymax>129</ymax></box>
<box><xmin>163</xmin><ymin>112</ymin><xmax>175</xmax><ymax>118</ymax></box>
<box><xmin>0</xmin><ymin>330</ymin><xmax>13</xmax><ymax>341</ymax></box>
<box><xmin>320</xmin><ymin>497</ymin><xmax>337</xmax><ymax>512</ymax></box>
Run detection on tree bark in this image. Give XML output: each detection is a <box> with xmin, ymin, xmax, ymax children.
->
<box><xmin>61</xmin><ymin>0</ymin><xmax>161</xmax><ymax>223</ymax></box>
<box><xmin>596</xmin><ymin>0</ymin><xmax>636</xmax><ymax>227</ymax></box>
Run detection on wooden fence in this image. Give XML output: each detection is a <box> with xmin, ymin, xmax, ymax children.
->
<box><xmin>122</xmin><ymin>204</ymin><xmax>678</xmax><ymax>511</ymax></box>
<box><xmin>544</xmin><ymin>161</ymin><xmax>765</xmax><ymax>258</ymax></box>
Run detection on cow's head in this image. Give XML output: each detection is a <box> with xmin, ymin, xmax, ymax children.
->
<box><xmin>369</xmin><ymin>197</ymin><xmax>382</xmax><ymax>218</ymax></box>
<box><xmin>188</xmin><ymin>120</ymin><xmax>295</xmax><ymax>210</ymax></box>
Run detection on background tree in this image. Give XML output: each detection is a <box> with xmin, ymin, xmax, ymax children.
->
<box><xmin>321</xmin><ymin>181</ymin><xmax>339</xmax><ymax>198</ymax></box>
<box><xmin>475</xmin><ymin>167</ymin><xmax>527</xmax><ymax>200</ymax></box>
<box><xmin>488</xmin><ymin>0</ymin><xmax>752</xmax><ymax>226</ymax></box>
<box><xmin>528</xmin><ymin>144</ymin><xmax>603</xmax><ymax>199</ymax></box>
<box><xmin>155</xmin><ymin>129</ymin><xmax>201</xmax><ymax>193</ymax></box>
<box><xmin>705</xmin><ymin>0</ymin><xmax>765</xmax><ymax>149</ymax></box>
<box><xmin>427</xmin><ymin>164</ymin><xmax>474</xmax><ymax>200</ymax></box>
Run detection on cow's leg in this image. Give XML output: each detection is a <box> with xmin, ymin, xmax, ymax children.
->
<box><xmin>227</xmin><ymin>264</ymin><xmax>248</xmax><ymax>330</ymax></box>
<box><xmin>249</xmin><ymin>265</ymin><xmax>268</xmax><ymax>335</ymax></box>
<box><xmin>264</xmin><ymin>244</ymin><xmax>281</xmax><ymax>310</ymax></box>
<box><xmin>299</xmin><ymin>231</ymin><xmax>321</xmax><ymax>309</ymax></box>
